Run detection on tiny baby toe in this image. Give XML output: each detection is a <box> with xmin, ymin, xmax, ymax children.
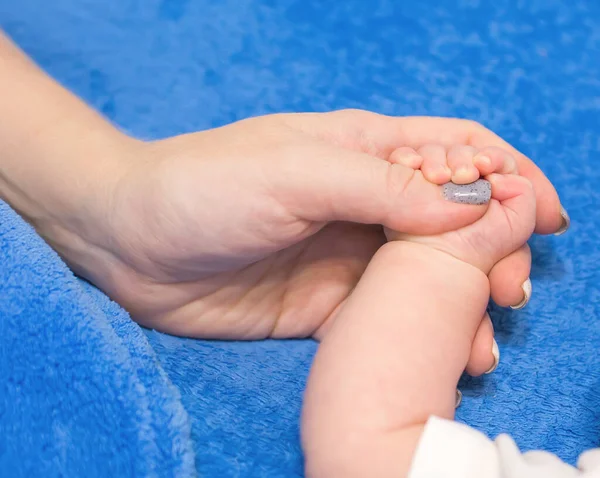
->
<box><xmin>389</xmin><ymin>147</ymin><xmax>423</xmax><ymax>169</ymax></box>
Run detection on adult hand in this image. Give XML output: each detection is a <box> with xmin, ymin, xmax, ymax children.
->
<box><xmin>0</xmin><ymin>33</ymin><xmax>566</xmax><ymax>375</ymax></box>
<box><xmin>294</xmin><ymin>111</ymin><xmax>566</xmax><ymax>376</ymax></box>
<box><xmin>85</xmin><ymin>111</ymin><xmax>495</xmax><ymax>339</ymax></box>
<box><xmin>71</xmin><ymin>111</ymin><xmax>563</xmax><ymax>363</ymax></box>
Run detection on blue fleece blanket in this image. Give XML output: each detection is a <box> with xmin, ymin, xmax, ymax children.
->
<box><xmin>2</xmin><ymin>0</ymin><xmax>600</xmax><ymax>476</ymax></box>
<box><xmin>0</xmin><ymin>201</ymin><xmax>195</xmax><ymax>477</ymax></box>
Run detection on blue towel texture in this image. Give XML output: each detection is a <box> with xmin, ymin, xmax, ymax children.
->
<box><xmin>0</xmin><ymin>202</ymin><xmax>195</xmax><ymax>477</ymax></box>
<box><xmin>2</xmin><ymin>0</ymin><xmax>600</xmax><ymax>476</ymax></box>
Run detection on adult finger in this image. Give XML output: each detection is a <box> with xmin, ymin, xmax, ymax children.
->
<box><xmin>489</xmin><ymin>244</ymin><xmax>532</xmax><ymax>308</ymax></box>
<box><xmin>276</xmin><ymin>141</ymin><xmax>489</xmax><ymax>235</ymax></box>
<box><xmin>464</xmin><ymin>312</ymin><xmax>499</xmax><ymax>377</ymax></box>
<box><xmin>297</xmin><ymin>110</ymin><xmax>568</xmax><ymax>236</ymax></box>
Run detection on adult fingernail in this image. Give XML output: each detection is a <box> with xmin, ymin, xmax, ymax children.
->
<box><xmin>485</xmin><ymin>338</ymin><xmax>500</xmax><ymax>374</ymax></box>
<box><xmin>455</xmin><ymin>389</ymin><xmax>462</xmax><ymax>408</ymax></box>
<box><xmin>510</xmin><ymin>278</ymin><xmax>532</xmax><ymax>310</ymax></box>
<box><xmin>554</xmin><ymin>206</ymin><xmax>570</xmax><ymax>236</ymax></box>
<box><xmin>442</xmin><ymin>179</ymin><xmax>491</xmax><ymax>205</ymax></box>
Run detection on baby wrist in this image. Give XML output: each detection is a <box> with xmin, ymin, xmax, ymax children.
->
<box><xmin>380</xmin><ymin>241</ymin><xmax>489</xmax><ymax>292</ymax></box>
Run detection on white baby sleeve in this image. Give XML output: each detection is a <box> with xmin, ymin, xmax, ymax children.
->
<box><xmin>408</xmin><ymin>416</ymin><xmax>502</xmax><ymax>478</ymax></box>
<box><xmin>408</xmin><ymin>416</ymin><xmax>600</xmax><ymax>478</ymax></box>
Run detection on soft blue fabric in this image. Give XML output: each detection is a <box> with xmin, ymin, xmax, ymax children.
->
<box><xmin>0</xmin><ymin>202</ymin><xmax>195</xmax><ymax>477</ymax></box>
<box><xmin>1</xmin><ymin>0</ymin><xmax>600</xmax><ymax>476</ymax></box>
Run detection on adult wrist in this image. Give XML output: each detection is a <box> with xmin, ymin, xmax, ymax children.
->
<box><xmin>0</xmin><ymin>117</ymin><xmax>140</xmax><ymax>276</ymax></box>
<box><xmin>0</xmin><ymin>30</ymin><xmax>139</xmax><ymax>261</ymax></box>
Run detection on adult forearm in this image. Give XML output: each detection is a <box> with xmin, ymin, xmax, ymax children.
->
<box><xmin>0</xmin><ymin>31</ymin><xmax>135</xmax><ymax>236</ymax></box>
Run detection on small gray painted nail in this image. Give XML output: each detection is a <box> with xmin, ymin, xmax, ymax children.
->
<box><xmin>455</xmin><ymin>389</ymin><xmax>462</xmax><ymax>408</ymax></box>
<box><xmin>443</xmin><ymin>179</ymin><xmax>492</xmax><ymax>205</ymax></box>
<box><xmin>554</xmin><ymin>206</ymin><xmax>570</xmax><ymax>236</ymax></box>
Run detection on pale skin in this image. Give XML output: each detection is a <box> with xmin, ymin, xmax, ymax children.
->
<box><xmin>0</xmin><ymin>30</ymin><xmax>565</xmax><ymax>464</ymax></box>
<box><xmin>302</xmin><ymin>163</ymin><xmax>536</xmax><ymax>477</ymax></box>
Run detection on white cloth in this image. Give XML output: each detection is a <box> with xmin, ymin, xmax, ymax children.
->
<box><xmin>408</xmin><ymin>416</ymin><xmax>600</xmax><ymax>478</ymax></box>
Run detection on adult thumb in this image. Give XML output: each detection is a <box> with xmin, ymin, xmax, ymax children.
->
<box><xmin>277</xmin><ymin>144</ymin><xmax>489</xmax><ymax>235</ymax></box>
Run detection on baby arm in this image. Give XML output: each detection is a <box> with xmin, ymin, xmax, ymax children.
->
<box><xmin>302</xmin><ymin>241</ymin><xmax>489</xmax><ymax>478</ymax></box>
<box><xmin>302</xmin><ymin>149</ymin><xmax>539</xmax><ymax>477</ymax></box>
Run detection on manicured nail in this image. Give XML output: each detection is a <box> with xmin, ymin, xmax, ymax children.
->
<box><xmin>510</xmin><ymin>278</ymin><xmax>532</xmax><ymax>310</ymax></box>
<box><xmin>554</xmin><ymin>206</ymin><xmax>570</xmax><ymax>236</ymax></box>
<box><xmin>455</xmin><ymin>389</ymin><xmax>462</xmax><ymax>408</ymax></box>
<box><xmin>485</xmin><ymin>338</ymin><xmax>500</xmax><ymax>374</ymax></box>
<box><xmin>442</xmin><ymin>179</ymin><xmax>491</xmax><ymax>205</ymax></box>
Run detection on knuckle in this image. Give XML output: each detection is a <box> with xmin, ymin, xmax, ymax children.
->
<box><xmin>329</xmin><ymin>108</ymin><xmax>371</xmax><ymax>120</ymax></box>
<box><xmin>464</xmin><ymin>118</ymin><xmax>484</xmax><ymax>130</ymax></box>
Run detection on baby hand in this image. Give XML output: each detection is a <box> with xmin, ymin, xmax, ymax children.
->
<box><xmin>386</xmin><ymin>143</ymin><xmax>536</xmax><ymax>275</ymax></box>
<box><xmin>388</xmin><ymin>143</ymin><xmax>518</xmax><ymax>186</ymax></box>
<box><xmin>386</xmin><ymin>143</ymin><xmax>535</xmax><ymax>380</ymax></box>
